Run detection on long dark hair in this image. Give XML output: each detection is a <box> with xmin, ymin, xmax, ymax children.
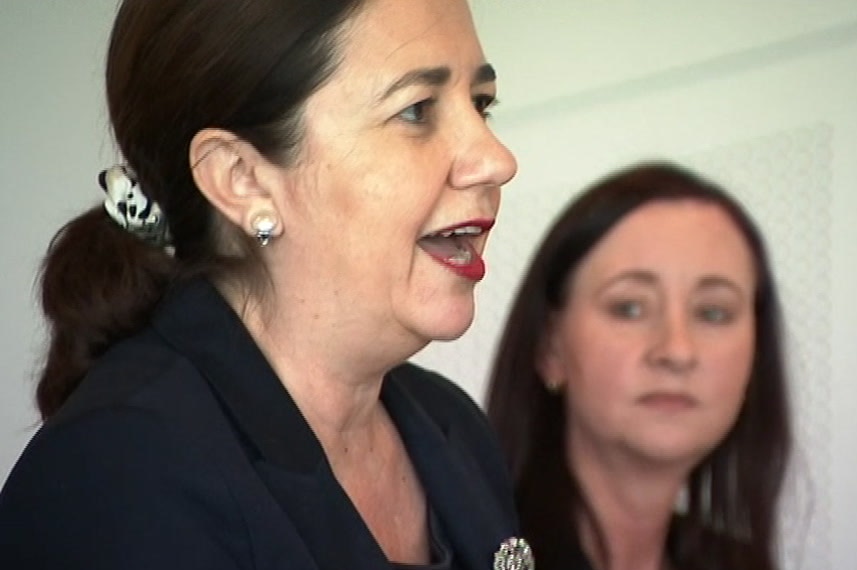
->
<box><xmin>36</xmin><ymin>0</ymin><xmax>364</xmax><ymax>419</ymax></box>
<box><xmin>486</xmin><ymin>162</ymin><xmax>791</xmax><ymax>570</ymax></box>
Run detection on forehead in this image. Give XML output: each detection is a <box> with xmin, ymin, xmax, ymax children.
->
<box><xmin>575</xmin><ymin>200</ymin><xmax>757</xmax><ymax>289</ymax></box>
<box><xmin>339</xmin><ymin>0</ymin><xmax>485</xmax><ymax>78</ymax></box>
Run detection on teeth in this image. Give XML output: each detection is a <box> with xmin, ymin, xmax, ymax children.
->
<box><xmin>436</xmin><ymin>225</ymin><xmax>482</xmax><ymax>238</ymax></box>
<box><xmin>455</xmin><ymin>226</ymin><xmax>482</xmax><ymax>236</ymax></box>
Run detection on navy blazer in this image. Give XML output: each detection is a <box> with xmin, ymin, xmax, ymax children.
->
<box><xmin>0</xmin><ymin>280</ymin><xmax>519</xmax><ymax>569</ymax></box>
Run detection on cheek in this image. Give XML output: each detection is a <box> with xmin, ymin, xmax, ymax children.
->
<box><xmin>704</xmin><ymin>327</ymin><xmax>756</xmax><ymax>413</ymax></box>
<box><xmin>563</xmin><ymin>325</ymin><xmax>640</xmax><ymax>417</ymax></box>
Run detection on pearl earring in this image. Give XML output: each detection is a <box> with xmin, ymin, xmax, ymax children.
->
<box><xmin>252</xmin><ymin>213</ymin><xmax>278</xmax><ymax>246</ymax></box>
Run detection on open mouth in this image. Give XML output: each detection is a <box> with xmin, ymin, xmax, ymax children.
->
<box><xmin>418</xmin><ymin>220</ymin><xmax>493</xmax><ymax>281</ymax></box>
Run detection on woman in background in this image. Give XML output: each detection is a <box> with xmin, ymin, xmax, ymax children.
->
<box><xmin>0</xmin><ymin>1</ymin><xmax>527</xmax><ymax>569</ymax></box>
<box><xmin>487</xmin><ymin>162</ymin><xmax>791</xmax><ymax>570</ymax></box>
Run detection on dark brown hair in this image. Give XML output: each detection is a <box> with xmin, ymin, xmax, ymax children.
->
<box><xmin>486</xmin><ymin>162</ymin><xmax>791</xmax><ymax>570</ymax></box>
<box><xmin>36</xmin><ymin>0</ymin><xmax>364</xmax><ymax>419</ymax></box>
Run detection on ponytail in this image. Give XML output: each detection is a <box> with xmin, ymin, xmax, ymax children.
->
<box><xmin>36</xmin><ymin>206</ymin><xmax>175</xmax><ymax>419</ymax></box>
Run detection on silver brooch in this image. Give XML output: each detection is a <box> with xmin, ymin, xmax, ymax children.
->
<box><xmin>493</xmin><ymin>537</ymin><xmax>534</xmax><ymax>570</ymax></box>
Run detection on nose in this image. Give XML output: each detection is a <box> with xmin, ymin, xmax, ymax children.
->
<box><xmin>646</xmin><ymin>313</ymin><xmax>699</xmax><ymax>375</ymax></box>
<box><xmin>448</xmin><ymin>114</ymin><xmax>518</xmax><ymax>190</ymax></box>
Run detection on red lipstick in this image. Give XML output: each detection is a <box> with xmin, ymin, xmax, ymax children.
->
<box><xmin>418</xmin><ymin>219</ymin><xmax>494</xmax><ymax>281</ymax></box>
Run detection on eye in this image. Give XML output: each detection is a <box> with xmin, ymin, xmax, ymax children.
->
<box><xmin>696</xmin><ymin>305</ymin><xmax>733</xmax><ymax>324</ymax></box>
<box><xmin>607</xmin><ymin>299</ymin><xmax>645</xmax><ymax>320</ymax></box>
<box><xmin>397</xmin><ymin>98</ymin><xmax>435</xmax><ymax>125</ymax></box>
<box><xmin>473</xmin><ymin>94</ymin><xmax>496</xmax><ymax>119</ymax></box>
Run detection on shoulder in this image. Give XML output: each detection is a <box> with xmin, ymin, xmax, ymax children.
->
<box><xmin>17</xmin><ymin>327</ymin><xmax>242</xmax><ymax>498</ymax></box>
<box><xmin>55</xmin><ymin>328</ymin><xmax>200</xmax><ymax>419</ymax></box>
<box><xmin>0</xmin><ymin>405</ymin><xmax>251</xmax><ymax>568</ymax></box>
<box><xmin>0</xmin><ymin>331</ymin><xmax>254</xmax><ymax>568</ymax></box>
<box><xmin>48</xmin><ymin>326</ymin><xmax>240</xmax><ymax>446</ymax></box>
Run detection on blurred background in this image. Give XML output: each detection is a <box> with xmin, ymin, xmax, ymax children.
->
<box><xmin>2</xmin><ymin>2</ymin><xmax>856</xmax><ymax>568</ymax></box>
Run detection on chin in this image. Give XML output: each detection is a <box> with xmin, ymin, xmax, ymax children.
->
<box><xmin>431</xmin><ymin>327</ymin><xmax>470</xmax><ymax>342</ymax></box>
<box><xmin>427</xmin><ymin>312</ymin><xmax>475</xmax><ymax>341</ymax></box>
<box><xmin>413</xmin><ymin>300</ymin><xmax>476</xmax><ymax>342</ymax></box>
<box><xmin>628</xmin><ymin>435</ymin><xmax>721</xmax><ymax>467</ymax></box>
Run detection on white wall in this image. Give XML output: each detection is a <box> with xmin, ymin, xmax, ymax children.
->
<box><xmin>1</xmin><ymin>1</ymin><xmax>855</xmax><ymax>569</ymax></box>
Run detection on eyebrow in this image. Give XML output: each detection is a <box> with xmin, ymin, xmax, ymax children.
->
<box><xmin>473</xmin><ymin>63</ymin><xmax>497</xmax><ymax>85</ymax></box>
<box><xmin>696</xmin><ymin>275</ymin><xmax>747</xmax><ymax>297</ymax></box>
<box><xmin>596</xmin><ymin>270</ymin><xmax>747</xmax><ymax>298</ymax></box>
<box><xmin>378</xmin><ymin>63</ymin><xmax>497</xmax><ymax>103</ymax></box>
<box><xmin>597</xmin><ymin>270</ymin><xmax>657</xmax><ymax>294</ymax></box>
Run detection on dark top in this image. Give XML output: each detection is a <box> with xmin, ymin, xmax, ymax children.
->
<box><xmin>0</xmin><ymin>279</ymin><xmax>518</xmax><ymax>570</ymax></box>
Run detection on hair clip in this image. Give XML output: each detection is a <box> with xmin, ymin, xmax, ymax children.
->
<box><xmin>99</xmin><ymin>165</ymin><xmax>172</xmax><ymax>249</ymax></box>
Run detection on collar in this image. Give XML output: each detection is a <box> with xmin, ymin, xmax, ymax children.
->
<box><xmin>153</xmin><ymin>278</ymin><xmax>324</xmax><ymax>472</ymax></box>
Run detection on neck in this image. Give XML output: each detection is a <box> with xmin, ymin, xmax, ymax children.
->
<box><xmin>568</xmin><ymin>431</ymin><xmax>689</xmax><ymax>570</ymax></box>
<box><xmin>219</xmin><ymin>280</ymin><xmax>420</xmax><ymax>452</ymax></box>
<box><xmin>219</xmin><ymin>280</ymin><xmax>431</xmax><ymax>564</ymax></box>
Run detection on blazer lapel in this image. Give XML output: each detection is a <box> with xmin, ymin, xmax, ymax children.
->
<box><xmin>382</xmin><ymin>372</ymin><xmax>515</xmax><ymax>570</ymax></box>
<box><xmin>252</xmin><ymin>463</ymin><xmax>389</xmax><ymax>570</ymax></box>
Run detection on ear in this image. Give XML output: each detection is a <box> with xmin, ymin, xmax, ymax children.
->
<box><xmin>189</xmin><ymin>128</ymin><xmax>286</xmax><ymax>241</ymax></box>
<box><xmin>536</xmin><ymin>314</ymin><xmax>567</xmax><ymax>393</ymax></box>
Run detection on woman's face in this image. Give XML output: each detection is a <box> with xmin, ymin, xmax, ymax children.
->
<box><xmin>540</xmin><ymin>200</ymin><xmax>756</xmax><ymax>468</ymax></box>
<box><xmin>273</xmin><ymin>0</ymin><xmax>516</xmax><ymax>347</ymax></box>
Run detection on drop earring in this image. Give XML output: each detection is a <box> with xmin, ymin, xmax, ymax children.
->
<box><xmin>251</xmin><ymin>213</ymin><xmax>278</xmax><ymax>246</ymax></box>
